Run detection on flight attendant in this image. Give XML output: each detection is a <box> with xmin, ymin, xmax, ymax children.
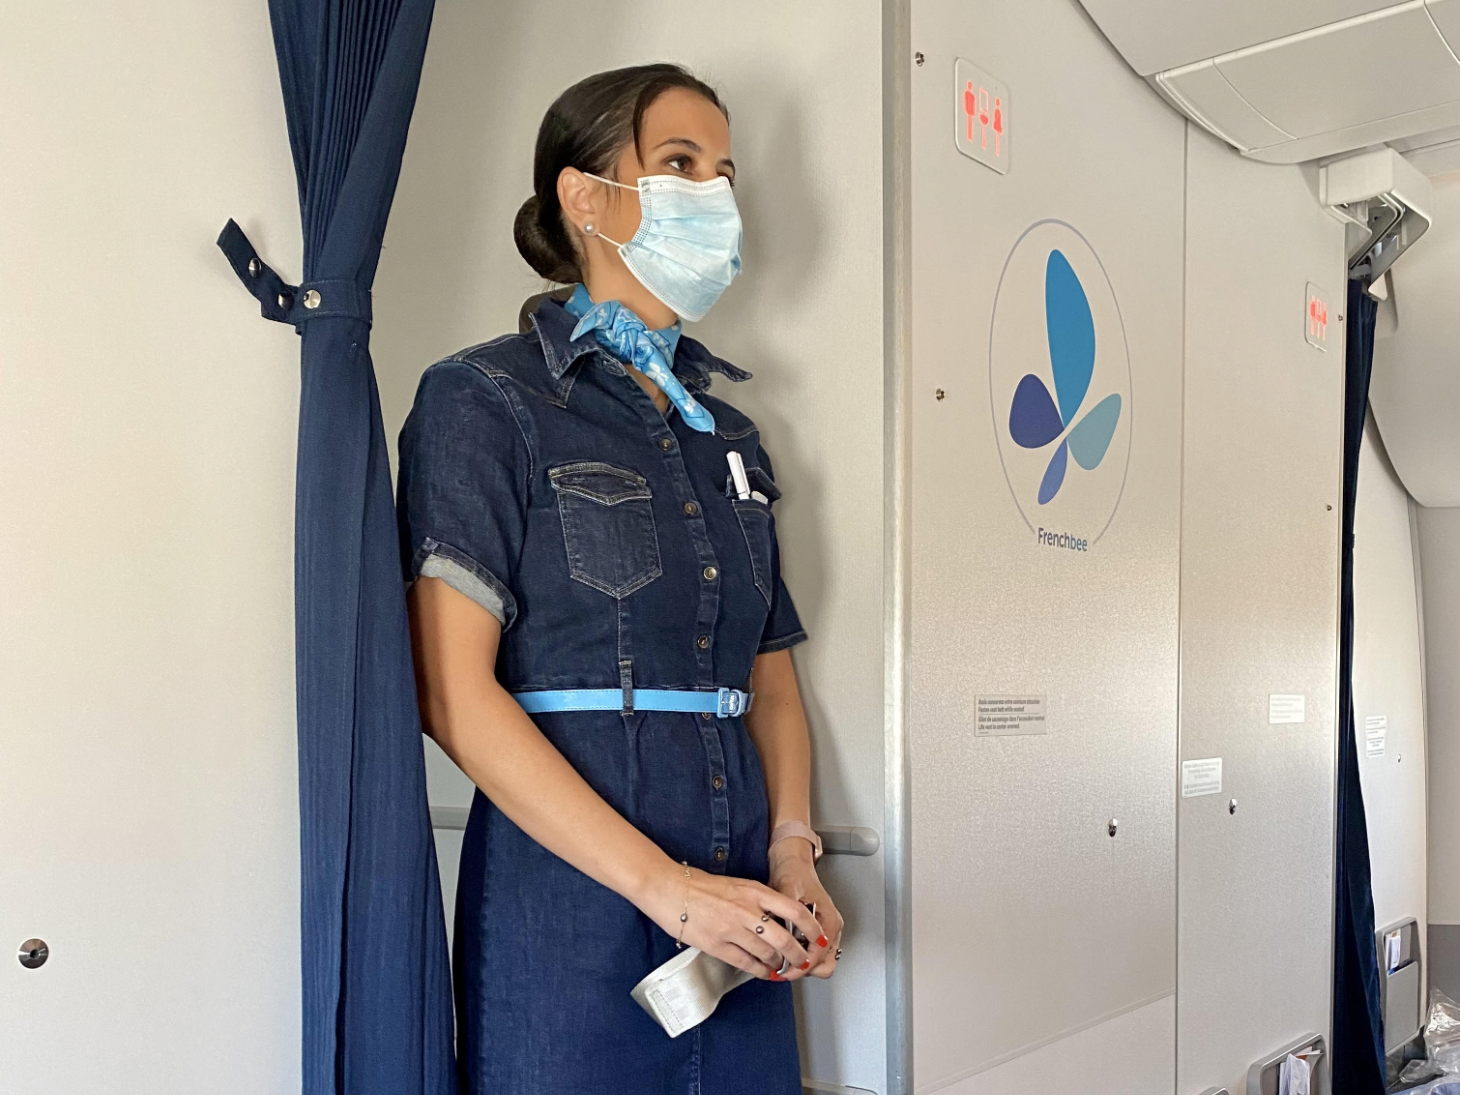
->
<box><xmin>397</xmin><ymin>63</ymin><xmax>843</xmax><ymax>1094</ymax></box>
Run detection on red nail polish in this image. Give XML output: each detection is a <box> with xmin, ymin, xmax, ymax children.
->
<box><xmin>770</xmin><ymin>971</ymin><xmax>784</xmax><ymax>982</ymax></box>
<box><xmin>800</xmin><ymin>961</ymin><xmax>811</xmax><ymax>971</ymax></box>
<box><xmin>816</xmin><ymin>935</ymin><xmax>829</xmax><ymax>948</ymax></box>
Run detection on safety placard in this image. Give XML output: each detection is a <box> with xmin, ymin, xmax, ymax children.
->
<box><xmin>1269</xmin><ymin>693</ymin><xmax>1306</xmax><ymax>724</ymax></box>
<box><xmin>954</xmin><ymin>57</ymin><xmax>1009</xmax><ymax>174</ymax></box>
<box><xmin>1181</xmin><ymin>758</ymin><xmax>1223</xmax><ymax>798</ymax></box>
<box><xmin>1366</xmin><ymin>715</ymin><xmax>1387</xmax><ymax>757</ymax></box>
<box><xmin>975</xmin><ymin>694</ymin><xmax>1046</xmax><ymax>735</ymax></box>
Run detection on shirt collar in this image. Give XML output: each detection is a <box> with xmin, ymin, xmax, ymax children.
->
<box><xmin>531</xmin><ymin>286</ymin><xmax>752</xmax><ymax>392</ymax></box>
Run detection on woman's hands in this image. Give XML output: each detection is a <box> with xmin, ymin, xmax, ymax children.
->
<box><xmin>767</xmin><ymin>839</ymin><xmax>843</xmax><ymax>978</ymax></box>
<box><xmin>638</xmin><ymin>859</ymin><xmax>829</xmax><ymax>981</ymax></box>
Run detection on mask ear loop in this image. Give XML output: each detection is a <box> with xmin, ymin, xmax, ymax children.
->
<box><xmin>581</xmin><ymin>173</ymin><xmax>637</xmax><ymax>248</ymax></box>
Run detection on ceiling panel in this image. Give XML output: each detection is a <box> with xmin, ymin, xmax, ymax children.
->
<box><xmin>1078</xmin><ymin>0</ymin><xmax>1401</xmax><ymax>75</ymax></box>
<box><xmin>1215</xmin><ymin>4</ymin><xmax>1460</xmax><ymax>137</ymax></box>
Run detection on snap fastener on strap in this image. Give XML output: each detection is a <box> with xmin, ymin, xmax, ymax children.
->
<box><xmin>216</xmin><ymin>219</ymin><xmax>373</xmax><ymax>330</ymax></box>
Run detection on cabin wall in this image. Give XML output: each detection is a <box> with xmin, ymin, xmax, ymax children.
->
<box><xmin>1351</xmin><ymin>418</ymin><xmax>1428</xmax><ymax>963</ymax></box>
<box><xmin>907</xmin><ymin>0</ymin><xmax>1185</xmax><ymax>1090</ymax></box>
<box><xmin>1417</xmin><ymin>504</ymin><xmax>1460</xmax><ymax>1000</ymax></box>
<box><xmin>0</xmin><ymin>3</ymin><xmax>303</xmax><ymax>1092</ymax></box>
<box><xmin>906</xmin><ymin>1</ymin><xmax>1349</xmax><ymax>1090</ymax></box>
<box><xmin>1177</xmin><ymin>127</ymin><xmax>1346</xmax><ymax>1095</ymax></box>
<box><xmin>371</xmin><ymin>1</ymin><xmax>890</xmax><ymax>1091</ymax></box>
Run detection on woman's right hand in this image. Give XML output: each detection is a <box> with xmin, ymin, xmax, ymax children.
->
<box><xmin>639</xmin><ymin>859</ymin><xmax>827</xmax><ymax>981</ymax></box>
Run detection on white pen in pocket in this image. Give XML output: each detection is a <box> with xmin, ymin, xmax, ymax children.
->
<box><xmin>726</xmin><ymin>451</ymin><xmax>751</xmax><ymax>500</ymax></box>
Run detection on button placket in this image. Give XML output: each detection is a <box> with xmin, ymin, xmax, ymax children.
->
<box><xmin>697</xmin><ymin>722</ymin><xmax>733</xmax><ymax>872</ymax></box>
<box><xmin>645</xmin><ymin>417</ymin><xmax>721</xmax><ymax>689</ymax></box>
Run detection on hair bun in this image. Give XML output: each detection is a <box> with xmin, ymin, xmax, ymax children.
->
<box><xmin>514</xmin><ymin>195</ymin><xmax>579</xmax><ymax>284</ymax></box>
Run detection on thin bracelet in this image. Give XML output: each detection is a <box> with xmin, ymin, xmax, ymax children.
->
<box><xmin>675</xmin><ymin>861</ymin><xmax>691</xmax><ymax>949</ymax></box>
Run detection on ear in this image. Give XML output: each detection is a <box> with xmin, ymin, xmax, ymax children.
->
<box><xmin>557</xmin><ymin>167</ymin><xmax>600</xmax><ymax>235</ymax></box>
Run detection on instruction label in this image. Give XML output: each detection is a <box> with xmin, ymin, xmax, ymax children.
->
<box><xmin>976</xmin><ymin>695</ymin><xmax>1046</xmax><ymax>736</ymax></box>
<box><xmin>1366</xmin><ymin>715</ymin><xmax>1388</xmax><ymax>758</ymax></box>
<box><xmin>1181</xmin><ymin>757</ymin><xmax>1223</xmax><ymax>798</ymax></box>
<box><xmin>1269</xmin><ymin>694</ymin><xmax>1306</xmax><ymax>724</ymax></box>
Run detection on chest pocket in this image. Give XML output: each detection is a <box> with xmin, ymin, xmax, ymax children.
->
<box><xmin>549</xmin><ymin>462</ymin><xmax>663</xmax><ymax>598</ymax></box>
<box><xmin>726</xmin><ymin>463</ymin><xmax>782</xmax><ymax>608</ymax></box>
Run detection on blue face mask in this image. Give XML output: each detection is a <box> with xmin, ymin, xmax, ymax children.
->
<box><xmin>587</xmin><ymin>173</ymin><xmax>743</xmax><ymax>322</ymax></box>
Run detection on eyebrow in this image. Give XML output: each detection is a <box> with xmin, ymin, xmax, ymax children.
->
<box><xmin>653</xmin><ymin>136</ymin><xmax>736</xmax><ymax>174</ymax></box>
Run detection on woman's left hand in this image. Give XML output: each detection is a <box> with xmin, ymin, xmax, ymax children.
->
<box><xmin>767</xmin><ymin>840</ymin><xmax>843</xmax><ymax>978</ymax></box>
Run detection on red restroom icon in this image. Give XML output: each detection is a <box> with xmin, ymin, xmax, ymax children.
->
<box><xmin>963</xmin><ymin>80</ymin><xmax>1003</xmax><ymax>154</ymax></box>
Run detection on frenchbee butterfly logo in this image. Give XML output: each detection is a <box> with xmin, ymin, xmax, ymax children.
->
<box><xmin>989</xmin><ymin>221</ymin><xmax>1132</xmax><ymax>547</ymax></box>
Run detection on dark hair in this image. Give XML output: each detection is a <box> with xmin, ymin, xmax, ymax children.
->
<box><xmin>514</xmin><ymin>64</ymin><xmax>728</xmax><ymax>283</ymax></box>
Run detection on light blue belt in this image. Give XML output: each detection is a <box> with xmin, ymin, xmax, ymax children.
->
<box><xmin>513</xmin><ymin>687</ymin><xmax>753</xmax><ymax>718</ymax></box>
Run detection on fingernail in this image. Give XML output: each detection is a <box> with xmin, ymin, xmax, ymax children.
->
<box><xmin>816</xmin><ymin>935</ymin><xmax>829</xmax><ymax>948</ymax></box>
<box><xmin>800</xmin><ymin>961</ymin><xmax>811</xmax><ymax>971</ymax></box>
<box><xmin>770</xmin><ymin>971</ymin><xmax>784</xmax><ymax>982</ymax></box>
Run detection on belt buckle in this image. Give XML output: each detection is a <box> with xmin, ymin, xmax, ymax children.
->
<box><xmin>716</xmin><ymin>688</ymin><xmax>746</xmax><ymax>718</ymax></box>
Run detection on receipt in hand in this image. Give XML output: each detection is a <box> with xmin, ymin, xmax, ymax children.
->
<box><xmin>1279</xmin><ymin>1052</ymin><xmax>1311</xmax><ymax>1095</ymax></box>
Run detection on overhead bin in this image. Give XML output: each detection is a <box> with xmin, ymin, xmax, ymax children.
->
<box><xmin>1079</xmin><ymin>0</ymin><xmax>1460</xmax><ymax>163</ymax></box>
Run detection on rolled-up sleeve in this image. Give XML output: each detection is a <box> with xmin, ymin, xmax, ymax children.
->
<box><xmin>396</xmin><ymin>361</ymin><xmax>528</xmax><ymax>629</ymax></box>
<box><xmin>754</xmin><ymin>443</ymin><xmax>809</xmax><ymax>655</ymax></box>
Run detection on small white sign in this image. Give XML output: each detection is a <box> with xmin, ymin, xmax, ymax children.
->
<box><xmin>1366</xmin><ymin>715</ymin><xmax>1387</xmax><ymax>758</ymax></box>
<box><xmin>954</xmin><ymin>57</ymin><xmax>1009</xmax><ymax>174</ymax></box>
<box><xmin>976</xmin><ymin>695</ymin><xmax>1046</xmax><ymax>736</ymax></box>
<box><xmin>1182</xmin><ymin>757</ymin><xmax>1223</xmax><ymax>798</ymax></box>
<box><xmin>1269</xmin><ymin>694</ymin><xmax>1306</xmax><ymax>725</ymax></box>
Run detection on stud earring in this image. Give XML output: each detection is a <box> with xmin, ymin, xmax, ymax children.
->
<box><xmin>583</xmin><ymin>221</ymin><xmax>596</xmax><ymax>236</ymax></box>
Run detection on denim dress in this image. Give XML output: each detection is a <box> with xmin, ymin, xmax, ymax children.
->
<box><xmin>396</xmin><ymin>295</ymin><xmax>808</xmax><ymax>1094</ymax></box>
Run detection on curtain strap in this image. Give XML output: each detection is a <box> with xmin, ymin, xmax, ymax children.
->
<box><xmin>216</xmin><ymin>219</ymin><xmax>373</xmax><ymax>329</ymax></box>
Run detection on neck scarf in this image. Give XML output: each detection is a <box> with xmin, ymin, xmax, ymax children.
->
<box><xmin>564</xmin><ymin>282</ymin><xmax>715</xmax><ymax>434</ymax></box>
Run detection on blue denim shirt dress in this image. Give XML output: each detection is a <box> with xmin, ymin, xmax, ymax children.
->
<box><xmin>396</xmin><ymin>294</ymin><xmax>808</xmax><ymax>1094</ymax></box>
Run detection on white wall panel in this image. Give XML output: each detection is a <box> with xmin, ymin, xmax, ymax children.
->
<box><xmin>1177</xmin><ymin>127</ymin><xmax>1346</xmax><ymax>1095</ymax></box>
<box><xmin>1416</xmin><ymin>506</ymin><xmax>1460</xmax><ymax>925</ymax></box>
<box><xmin>373</xmin><ymin>2</ymin><xmax>889</xmax><ymax>1091</ymax></box>
<box><xmin>908</xmin><ymin>0</ymin><xmax>1185</xmax><ymax>1089</ymax></box>
<box><xmin>0</xmin><ymin>4</ymin><xmax>302</xmax><ymax>1092</ymax></box>
<box><xmin>1352</xmin><ymin>419</ymin><xmax>1428</xmax><ymax>942</ymax></box>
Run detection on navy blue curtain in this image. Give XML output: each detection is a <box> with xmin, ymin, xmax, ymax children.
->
<box><xmin>216</xmin><ymin>1</ymin><xmax>455</xmax><ymax>1092</ymax></box>
<box><xmin>1332</xmin><ymin>278</ymin><xmax>1385</xmax><ymax>1095</ymax></box>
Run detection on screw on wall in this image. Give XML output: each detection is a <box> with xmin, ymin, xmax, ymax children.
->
<box><xmin>1107</xmin><ymin>819</ymin><xmax>1118</xmax><ymax>838</ymax></box>
<box><xmin>1229</xmin><ymin>799</ymin><xmax>1238</xmax><ymax>815</ymax></box>
<box><xmin>935</xmin><ymin>388</ymin><xmax>946</xmax><ymax>401</ymax></box>
<box><xmin>19</xmin><ymin>938</ymin><xmax>48</xmax><ymax>969</ymax></box>
<box><xmin>915</xmin><ymin>51</ymin><xmax>925</xmax><ymax>66</ymax></box>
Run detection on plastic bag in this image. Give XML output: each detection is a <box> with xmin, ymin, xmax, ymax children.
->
<box><xmin>1399</xmin><ymin>990</ymin><xmax>1460</xmax><ymax>1085</ymax></box>
<box><xmin>1426</xmin><ymin>989</ymin><xmax>1460</xmax><ymax>1072</ymax></box>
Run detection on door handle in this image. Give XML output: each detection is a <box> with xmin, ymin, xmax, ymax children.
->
<box><xmin>816</xmin><ymin>826</ymin><xmax>880</xmax><ymax>856</ymax></box>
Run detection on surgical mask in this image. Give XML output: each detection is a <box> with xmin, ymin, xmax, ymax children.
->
<box><xmin>586</xmin><ymin>173</ymin><xmax>742</xmax><ymax>322</ymax></box>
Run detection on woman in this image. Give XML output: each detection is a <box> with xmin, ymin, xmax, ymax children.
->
<box><xmin>398</xmin><ymin>64</ymin><xmax>842</xmax><ymax>1094</ymax></box>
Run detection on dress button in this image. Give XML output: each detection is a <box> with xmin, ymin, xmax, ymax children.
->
<box><xmin>659</xmin><ymin>437</ymin><xmax>674</xmax><ymax>451</ymax></box>
<box><xmin>712</xmin><ymin>775</ymin><xmax>724</xmax><ymax>790</ymax></box>
<box><xmin>684</xmin><ymin>501</ymin><xmax>699</xmax><ymax>516</ymax></box>
<box><xmin>703</xmin><ymin>566</ymin><xmax>718</xmax><ymax>581</ymax></box>
<box><xmin>697</xmin><ymin>635</ymin><xmax>711</xmax><ymax>649</ymax></box>
<box><xmin>713</xmin><ymin>847</ymin><xmax>726</xmax><ymax>862</ymax></box>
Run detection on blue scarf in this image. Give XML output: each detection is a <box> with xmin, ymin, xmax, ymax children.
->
<box><xmin>564</xmin><ymin>283</ymin><xmax>715</xmax><ymax>434</ymax></box>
